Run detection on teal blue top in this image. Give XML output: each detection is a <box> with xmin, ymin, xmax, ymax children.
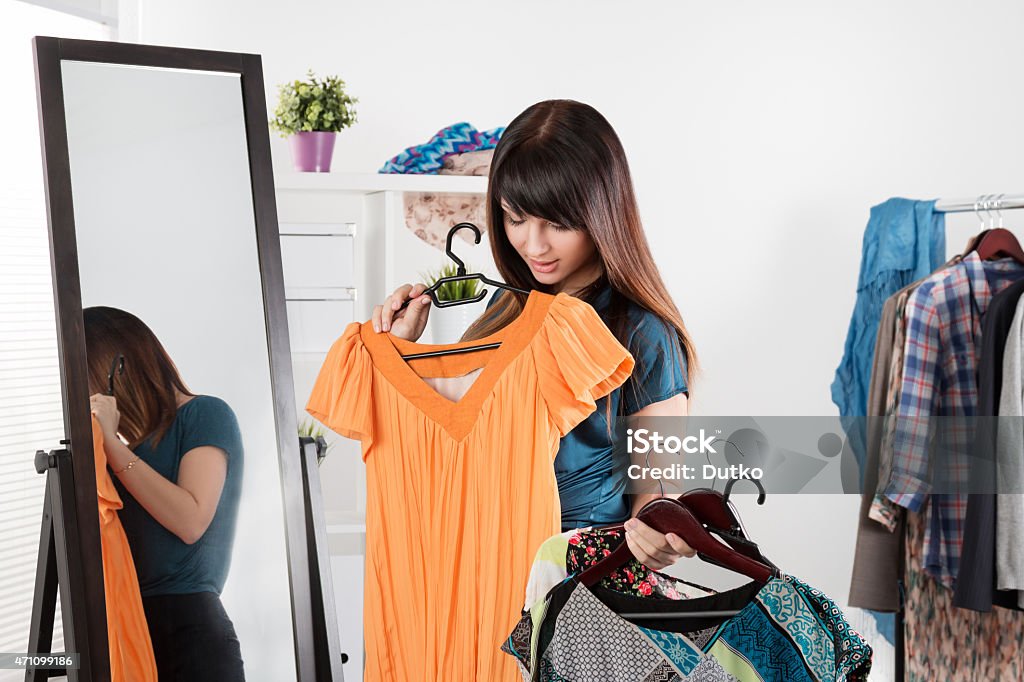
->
<box><xmin>488</xmin><ymin>284</ymin><xmax>688</xmax><ymax>529</ymax></box>
<box><xmin>113</xmin><ymin>395</ymin><xmax>244</xmax><ymax>597</ymax></box>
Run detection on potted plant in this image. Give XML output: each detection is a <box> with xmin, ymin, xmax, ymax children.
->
<box><xmin>421</xmin><ymin>263</ymin><xmax>486</xmax><ymax>344</ymax></box>
<box><xmin>270</xmin><ymin>70</ymin><xmax>358</xmax><ymax>172</ymax></box>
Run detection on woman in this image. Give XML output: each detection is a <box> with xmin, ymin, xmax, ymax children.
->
<box><xmin>85</xmin><ymin>306</ymin><xmax>245</xmax><ymax>682</ymax></box>
<box><xmin>373</xmin><ymin>99</ymin><xmax>697</xmax><ymax>571</ymax></box>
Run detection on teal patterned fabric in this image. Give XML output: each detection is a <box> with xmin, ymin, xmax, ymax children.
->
<box><xmin>637</xmin><ymin>626</ymin><xmax>704</xmax><ymax>675</ymax></box>
<box><xmin>378</xmin><ymin>121</ymin><xmax>504</xmax><ymax>174</ymax></box>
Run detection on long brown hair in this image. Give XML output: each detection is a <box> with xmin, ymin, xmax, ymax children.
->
<box><xmin>463</xmin><ymin>99</ymin><xmax>698</xmax><ymax>408</ymax></box>
<box><xmin>83</xmin><ymin>306</ymin><xmax>194</xmax><ymax>448</ymax></box>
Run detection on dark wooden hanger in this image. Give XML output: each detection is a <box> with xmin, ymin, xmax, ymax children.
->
<box><xmin>576</xmin><ymin>493</ymin><xmax>780</xmax><ymax>590</ymax></box>
<box><xmin>675</xmin><ymin>480</ymin><xmax>777</xmax><ymax>569</ymax></box>
<box><xmin>574</xmin><ymin>486</ymin><xmax>780</xmax><ymax>620</ymax></box>
<box><xmin>972</xmin><ymin>228</ymin><xmax>1024</xmax><ymax>263</ymax></box>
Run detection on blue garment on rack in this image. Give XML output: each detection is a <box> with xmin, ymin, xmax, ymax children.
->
<box><xmin>831</xmin><ymin>198</ymin><xmax>945</xmax><ymax>478</ymax></box>
<box><xmin>379</xmin><ymin>122</ymin><xmax>505</xmax><ymax>174</ymax></box>
<box><xmin>870</xmin><ymin>610</ymin><xmax>895</xmax><ymax>646</ymax></box>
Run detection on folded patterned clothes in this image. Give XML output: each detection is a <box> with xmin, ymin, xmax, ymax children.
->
<box><xmin>438</xmin><ymin>149</ymin><xmax>494</xmax><ymax>176</ymax></box>
<box><xmin>379</xmin><ymin>121</ymin><xmax>504</xmax><ymax>174</ymax></box>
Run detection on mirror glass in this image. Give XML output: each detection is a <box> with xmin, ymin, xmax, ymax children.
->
<box><xmin>60</xmin><ymin>59</ymin><xmax>296</xmax><ymax>680</ymax></box>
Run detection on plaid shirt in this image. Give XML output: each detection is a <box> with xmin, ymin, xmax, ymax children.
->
<box><xmin>870</xmin><ymin>283</ymin><xmax>924</xmax><ymax>532</ymax></box>
<box><xmin>884</xmin><ymin>251</ymin><xmax>1024</xmax><ymax>586</ymax></box>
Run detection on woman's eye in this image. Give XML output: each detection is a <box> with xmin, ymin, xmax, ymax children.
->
<box><xmin>506</xmin><ymin>216</ymin><xmax>525</xmax><ymax>226</ymax></box>
<box><xmin>548</xmin><ymin>222</ymin><xmax>570</xmax><ymax>231</ymax></box>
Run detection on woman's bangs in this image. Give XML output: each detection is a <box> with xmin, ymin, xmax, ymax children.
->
<box><xmin>492</xmin><ymin>144</ymin><xmax>585</xmax><ymax>230</ymax></box>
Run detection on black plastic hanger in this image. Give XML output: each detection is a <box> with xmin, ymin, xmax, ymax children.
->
<box><xmin>398</xmin><ymin>222</ymin><xmax>532</xmax><ymax>360</ymax></box>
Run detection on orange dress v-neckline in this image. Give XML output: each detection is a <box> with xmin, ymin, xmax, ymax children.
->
<box><xmin>306</xmin><ymin>291</ymin><xmax>637</xmax><ymax>681</ymax></box>
<box><xmin>360</xmin><ymin>289</ymin><xmax>553</xmax><ymax>441</ymax></box>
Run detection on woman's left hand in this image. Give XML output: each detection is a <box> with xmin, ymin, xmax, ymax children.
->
<box><xmin>624</xmin><ymin>516</ymin><xmax>696</xmax><ymax>570</ymax></box>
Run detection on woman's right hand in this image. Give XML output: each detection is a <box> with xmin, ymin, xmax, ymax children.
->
<box><xmin>89</xmin><ymin>393</ymin><xmax>120</xmax><ymax>441</ymax></box>
<box><xmin>372</xmin><ymin>283</ymin><xmax>432</xmax><ymax>340</ymax></box>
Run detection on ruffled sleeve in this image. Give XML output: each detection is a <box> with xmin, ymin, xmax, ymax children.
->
<box><xmin>305</xmin><ymin>322</ymin><xmax>375</xmax><ymax>452</ymax></box>
<box><xmin>531</xmin><ymin>293</ymin><xmax>635</xmax><ymax>437</ymax></box>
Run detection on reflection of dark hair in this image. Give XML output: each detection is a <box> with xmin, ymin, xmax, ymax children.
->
<box><xmin>83</xmin><ymin>306</ymin><xmax>193</xmax><ymax>448</ymax></box>
<box><xmin>464</xmin><ymin>99</ymin><xmax>698</xmax><ymax>403</ymax></box>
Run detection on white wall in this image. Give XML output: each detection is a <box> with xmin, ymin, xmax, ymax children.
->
<box><xmin>130</xmin><ymin>0</ymin><xmax>1024</xmax><ymax>405</ymax></box>
<box><xmin>127</xmin><ymin>0</ymin><xmax>1024</xmax><ymax>670</ymax></box>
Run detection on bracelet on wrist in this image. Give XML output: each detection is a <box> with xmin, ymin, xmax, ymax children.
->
<box><xmin>115</xmin><ymin>455</ymin><xmax>140</xmax><ymax>474</ymax></box>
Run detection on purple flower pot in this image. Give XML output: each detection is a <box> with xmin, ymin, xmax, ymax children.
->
<box><xmin>290</xmin><ymin>131</ymin><xmax>337</xmax><ymax>172</ymax></box>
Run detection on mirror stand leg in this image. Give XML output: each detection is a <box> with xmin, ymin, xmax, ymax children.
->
<box><xmin>299</xmin><ymin>437</ymin><xmax>346</xmax><ymax>681</ymax></box>
<box><xmin>27</xmin><ymin>482</ymin><xmax>57</xmax><ymax>682</ymax></box>
<box><xmin>26</xmin><ymin>448</ymin><xmax>93</xmax><ymax>682</ymax></box>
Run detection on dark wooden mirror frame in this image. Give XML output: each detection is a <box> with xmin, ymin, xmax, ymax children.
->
<box><xmin>33</xmin><ymin>36</ymin><xmax>322</xmax><ymax>682</ymax></box>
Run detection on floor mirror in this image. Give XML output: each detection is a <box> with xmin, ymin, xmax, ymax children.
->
<box><xmin>32</xmin><ymin>36</ymin><xmax>336</xmax><ymax>682</ymax></box>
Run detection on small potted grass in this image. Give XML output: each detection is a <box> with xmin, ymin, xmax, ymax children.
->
<box><xmin>421</xmin><ymin>263</ymin><xmax>484</xmax><ymax>344</ymax></box>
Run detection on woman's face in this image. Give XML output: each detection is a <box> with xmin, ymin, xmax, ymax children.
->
<box><xmin>501</xmin><ymin>202</ymin><xmax>602</xmax><ymax>293</ymax></box>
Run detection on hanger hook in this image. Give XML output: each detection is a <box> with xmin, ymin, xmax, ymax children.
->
<box><xmin>107</xmin><ymin>354</ymin><xmax>125</xmax><ymax>396</ymax></box>
<box><xmin>974</xmin><ymin>196</ymin><xmax>985</xmax><ymax>230</ymax></box>
<box><xmin>997</xmin><ymin>193</ymin><xmax>1006</xmax><ymax>228</ymax></box>
<box><xmin>445</xmin><ymin>223</ymin><xmax>482</xmax><ymax>277</ymax></box>
<box><xmin>984</xmin><ymin>194</ymin><xmax>997</xmax><ymax>229</ymax></box>
<box><xmin>722</xmin><ymin>477</ymin><xmax>767</xmax><ymax>506</ymax></box>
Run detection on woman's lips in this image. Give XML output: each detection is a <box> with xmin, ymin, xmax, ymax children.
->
<box><xmin>529</xmin><ymin>259</ymin><xmax>558</xmax><ymax>273</ymax></box>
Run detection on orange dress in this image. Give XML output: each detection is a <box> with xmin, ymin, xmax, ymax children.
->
<box><xmin>306</xmin><ymin>291</ymin><xmax>634</xmax><ymax>681</ymax></box>
<box><xmin>91</xmin><ymin>417</ymin><xmax>158</xmax><ymax>682</ymax></box>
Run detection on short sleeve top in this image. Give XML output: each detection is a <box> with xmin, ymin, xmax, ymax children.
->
<box><xmin>305</xmin><ymin>291</ymin><xmax>634</xmax><ymax>682</ymax></box>
<box><xmin>114</xmin><ymin>395</ymin><xmax>245</xmax><ymax>597</ymax></box>
<box><xmin>488</xmin><ymin>284</ymin><xmax>689</xmax><ymax>529</ymax></box>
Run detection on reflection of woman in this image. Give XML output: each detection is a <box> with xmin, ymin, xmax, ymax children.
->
<box><xmin>84</xmin><ymin>306</ymin><xmax>245</xmax><ymax>682</ymax></box>
<box><xmin>373</xmin><ymin>100</ymin><xmax>698</xmax><ymax>570</ymax></box>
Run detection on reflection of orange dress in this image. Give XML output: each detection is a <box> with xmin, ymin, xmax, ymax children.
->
<box><xmin>307</xmin><ymin>291</ymin><xmax>634</xmax><ymax>681</ymax></box>
<box><xmin>91</xmin><ymin>417</ymin><xmax>158</xmax><ymax>682</ymax></box>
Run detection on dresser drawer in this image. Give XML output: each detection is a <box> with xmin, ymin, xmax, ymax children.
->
<box><xmin>280</xmin><ymin>228</ymin><xmax>355</xmax><ymax>289</ymax></box>
<box><xmin>286</xmin><ymin>298</ymin><xmax>356</xmax><ymax>354</ymax></box>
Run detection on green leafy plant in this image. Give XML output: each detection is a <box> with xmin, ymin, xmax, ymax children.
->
<box><xmin>269</xmin><ymin>70</ymin><xmax>358</xmax><ymax>137</ymax></box>
<box><xmin>420</xmin><ymin>263</ymin><xmax>482</xmax><ymax>302</ymax></box>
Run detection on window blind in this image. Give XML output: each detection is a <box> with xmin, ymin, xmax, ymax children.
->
<box><xmin>0</xmin><ymin>5</ymin><xmax>110</xmax><ymax>677</ymax></box>
<box><xmin>14</xmin><ymin>0</ymin><xmax>118</xmax><ymax>26</ymax></box>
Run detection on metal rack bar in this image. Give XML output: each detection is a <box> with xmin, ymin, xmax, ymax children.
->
<box><xmin>934</xmin><ymin>193</ymin><xmax>1024</xmax><ymax>214</ymax></box>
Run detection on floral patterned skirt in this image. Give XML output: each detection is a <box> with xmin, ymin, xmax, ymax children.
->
<box><xmin>904</xmin><ymin>506</ymin><xmax>1024</xmax><ymax>680</ymax></box>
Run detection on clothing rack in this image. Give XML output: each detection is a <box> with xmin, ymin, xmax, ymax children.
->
<box><xmin>934</xmin><ymin>194</ymin><xmax>1024</xmax><ymax>213</ymax></box>
<box><xmin>884</xmin><ymin>196</ymin><xmax>1024</xmax><ymax>682</ymax></box>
